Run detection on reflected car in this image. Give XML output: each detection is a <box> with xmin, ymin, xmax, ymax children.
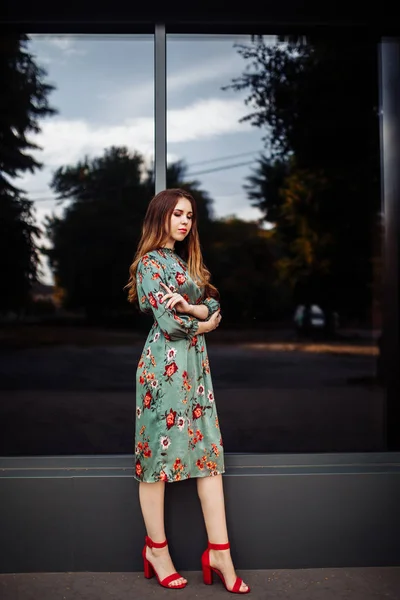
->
<box><xmin>294</xmin><ymin>304</ymin><xmax>339</xmax><ymax>336</ymax></box>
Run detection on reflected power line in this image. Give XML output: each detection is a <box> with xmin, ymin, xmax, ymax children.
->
<box><xmin>187</xmin><ymin>160</ymin><xmax>255</xmax><ymax>177</ymax></box>
<box><xmin>29</xmin><ymin>151</ymin><xmax>261</xmax><ymax>203</ymax></box>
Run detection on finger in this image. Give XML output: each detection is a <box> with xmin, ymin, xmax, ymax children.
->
<box><xmin>161</xmin><ymin>283</ymin><xmax>176</xmax><ymax>295</ymax></box>
<box><xmin>166</xmin><ymin>295</ymin><xmax>179</xmax><ymax>309</ymax></box>
<box><xmin>170</xmin><ymin>295</ymin><xmax>183</xmax><ymax>309</ymax></box>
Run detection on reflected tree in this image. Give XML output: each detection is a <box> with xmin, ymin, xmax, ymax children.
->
<box><xmin>226</xmin><ymin>37</ymin><xmax>381</xmax><ymax>322</ymax></box>
<box><xmin>45</xmin><ymin>147</ymin><xmax>151</xmax><ymax>320</ymax></box>
<box><xmin>44</xmin><ymin>148</ymin><xmax>215</xmax><ymax>320</ymax></box>
<box><xmin>0</xmin><ymin>34</ymin><xmax>56</xmax><ymax>313</ymax></box>
<box><xmin>166</xmin><ymin>161</ymin><xmax>287</xmax><ymax>322</ymax></box>
<box><xmin>206</xmin><ymin>216</ymin><xmax>289</xmax><ymax>323</ymax></box>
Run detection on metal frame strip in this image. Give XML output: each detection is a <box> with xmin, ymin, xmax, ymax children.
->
<box><xmin>154</xmin><ymin>23</ymin><xmax>166</xmax><ymax>193</ymax></box>
<box><xmin>379</xmin><ymin>38</ymin><xmax>400</xmax><ymax>450</ymax></box>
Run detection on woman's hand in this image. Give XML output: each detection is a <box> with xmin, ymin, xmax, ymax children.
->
<box><xmin>159</xmin><ymin>282</ymin><xmax>191</xmax><ymax>314</ymax></box>
<box><xmin>205</xmin><ymin>308</ymin><xmax>222</xmax><ymax>332</ymax></box>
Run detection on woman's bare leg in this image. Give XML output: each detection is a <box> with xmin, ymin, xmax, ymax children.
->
<box><xmin>139</xmin><ymin>481</ymin><xmax>187</xmax><ymax>586</ymax></box>
<box><xmin>197</xmin><ymin>474</ymin><xmax>248</xmax><ymax>592</ymax></box>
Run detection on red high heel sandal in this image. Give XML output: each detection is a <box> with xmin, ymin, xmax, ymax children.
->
<box><xmin>142</xmin><ymin>536</ymin><xmax>187</xmax><ymax>589</ymax></box>
<box><xmin>201</xmin><ymin>541</ymin><xmax>250</xmax><ymax>594</ymax></box>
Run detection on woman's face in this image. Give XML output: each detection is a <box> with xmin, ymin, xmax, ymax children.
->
<box><xmin>166</xmin><ymin>197</ymin><xmax>193</xmax><ymax>244</ymax></box>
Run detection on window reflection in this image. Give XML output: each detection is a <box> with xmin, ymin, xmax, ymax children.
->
<box><xmin>166</xmin><ymin>34</ymin><xmax>385</xmax><ymax>453</ymax></box>
<box><xmin>0</xmin><ymin>34</ymin><xmax>154</xmax><ymax>456</ymax></box>
<box><xmin>0</xmin><ymin>33</ymin><xmax>385</xmax><ymax>456</ymax></box>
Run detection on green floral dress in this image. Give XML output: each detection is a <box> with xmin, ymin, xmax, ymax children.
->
<box><xmin>134</xmin><ymin>247</ymin><xmax>225</xmax><ymax>483</ymax></box>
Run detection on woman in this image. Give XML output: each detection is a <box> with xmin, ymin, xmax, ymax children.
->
<box><xmin>125</xmin><ymin>188</ymin><xmax>250</xmax><ymax>594</ymax></box>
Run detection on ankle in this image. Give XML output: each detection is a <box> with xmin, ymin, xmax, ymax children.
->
<box><xmin>148</xmin><ymin>544</ymin><xmax>168</xmax><ymax>558</ymax></box>
<box><xmin>210</xmin><ymin>547</ymin><xmax>232</xmax><ymax>561</ymax></box>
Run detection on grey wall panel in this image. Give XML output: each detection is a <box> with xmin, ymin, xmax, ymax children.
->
<box><xmin>0</xmin><ymin>478</ymin><xmax>74</xmax><ymax>573</ymax></box>
<box><xmin>71</xmin><ymin>476</ymin><xmax>143</xmax><ymax>571</ymax></box>
<box><xmin>1</xmin><ymin>454</ymin><xmax>399</xmax><ymax>573</ymax></box>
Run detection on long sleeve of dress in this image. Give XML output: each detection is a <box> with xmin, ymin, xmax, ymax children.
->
<box><xmin>137</xmin><ymin>256</ymin><xmax>200</xmax><ymax>341</ymax></box>
<box><xmin>200</xmin><ymin>296</ymin><xmax>220</xmax><ymax>322</ymax></box>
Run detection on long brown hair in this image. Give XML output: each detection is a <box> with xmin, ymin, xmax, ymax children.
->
<box><xmin>125</xmin><ymin>188</ymin><xmax>220</xmax><ymax>306</ymax></box>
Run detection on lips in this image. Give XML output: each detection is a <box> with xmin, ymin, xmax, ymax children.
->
<box><xmin>178</xmin><ymin>229</ymin><xmax>187</xmax><ymax>233</ymax></box>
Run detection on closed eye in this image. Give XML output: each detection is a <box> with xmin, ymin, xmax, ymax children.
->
<box><xmin>174</xmin><ymin>212</ymin><xmax>192</xmax><ymax>219</ymax></box>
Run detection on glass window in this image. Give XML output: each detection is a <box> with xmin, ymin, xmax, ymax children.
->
<box><xmin>0</xmin><ymin>32</ymin><xmax>386</xmax><ymax>456</ymax></box>
<box><xmin>166</xmin><ymin>34</ymin><xmax>385</xmax><ymax>453</ymax></box>
<box><xmin>0</xmin><ymin>33</ymin><xmax>154</xmax><ymax>456</ymax></box>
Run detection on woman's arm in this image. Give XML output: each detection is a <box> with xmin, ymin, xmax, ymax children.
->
<box><xmin>186</xmin><ymin>303</ymin><xmax>209</xmax><ymax>320</ymax></box>
<box><xmin>137</xmin><ymin>257</ymin><xmax>200</xmax><ymax>341</ymax></box>
<box><xmin>196</xmin><ymin>320</ymin><xmax>211</xmax><ymax>335</ymax></box>
<box><xmin>179</xmin><ymin>302</ymin><xmax>221</xmax><ymax>335</ymax></box>
<box><xmin>200</xmin><ymin>296</ymin><xmax>220</xmax><ymax>321</ymax></box>
<box><xmin>197</xmin><ymin>310</ymin><xmax>221</xmax><ymax>335</ymax></box>
<box><xmin>186</xmin><ymin>297</ymin><xmax>221</xmax><ymax>322</ymax></box>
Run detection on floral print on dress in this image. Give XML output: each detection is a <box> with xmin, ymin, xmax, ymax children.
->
<box><xmin>134</xmin><ymin>247</ymin><xmax>224</xmax><ymax>483</ymax></box>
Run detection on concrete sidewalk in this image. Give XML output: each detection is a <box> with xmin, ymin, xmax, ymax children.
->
<box><xmin>1</xmin><ymin>567</ymin><xmax>400</xmax><ymax>600</ymax></box>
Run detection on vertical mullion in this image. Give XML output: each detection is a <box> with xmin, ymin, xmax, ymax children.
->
<box><xmin>379</xmin><ymin>38</ymin><xmax>400</xmax><ymax>451</ymax></box>
<box><xmin>154</xmin><ymin>23</ymin><xmax>167</xmax><ymax>193</ymax></box>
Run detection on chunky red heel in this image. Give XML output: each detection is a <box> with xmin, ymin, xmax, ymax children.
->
<box><xmin>142</xmin><ymin>536</ymin><xmax>187</xmax><ymax>589</ymax></box>
<box><xmin>143</xmin><ymin>547</ymin><xmax>154</xmax><ymax>579</ymax></box>
<box><xmin>201</xmin><ymin>541</ymin><xmax>250</xmax><ymax>594</ymax></box>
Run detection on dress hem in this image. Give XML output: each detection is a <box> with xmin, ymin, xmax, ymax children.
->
<box><xmin>133</xmin><ymin>468</ymin><xmax>225</xmax><ymax>484</ymax></box>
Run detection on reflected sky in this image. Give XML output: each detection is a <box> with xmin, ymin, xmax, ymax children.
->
<box><xmin>23</xmin><ymin>34</ymin><xmax>278</xmax><ymax>284</ymax></box>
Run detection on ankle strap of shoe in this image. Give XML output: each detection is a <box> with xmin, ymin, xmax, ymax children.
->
<box><xmin>146</xmin><ymin>536</ymin><xmax>168</xmax><ymax>549</ymax></box>
<box><xmin>208</xmin><ymin>541</ymin><xmax>230</xmax><ymax>550</ymax></box>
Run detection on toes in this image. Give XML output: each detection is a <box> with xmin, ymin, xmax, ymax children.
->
<box><xmin>169</xmin><ymin>577</ymin><xmax>186</xmax><ymax>587</ymax></box>
<box><xmin>240</xmin><ymin>581</ymin><xmax>248</xmax><ymax>592</ymax></box>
